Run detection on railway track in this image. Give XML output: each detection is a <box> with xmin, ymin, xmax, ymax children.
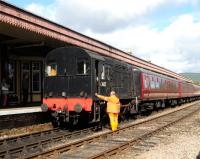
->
<box><xmin>0</xmin><ymin>125</ymin><xmax>101</xmax><ymax>158</ymax></box>
<box><xmin>24</xmin><ymin>101</ymin><xmax>200</xmax><ymax>159</ymax></box>
<box><xmin>0</xmin><ymin>102</ymin><xmax>199</xmax><ymax>158</ymax></box>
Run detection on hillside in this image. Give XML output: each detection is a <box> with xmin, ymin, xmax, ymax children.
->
<box><xmin>180</xmin><ymin>73</ymin><xmax>200</xmax><ymax>85</ymax></box>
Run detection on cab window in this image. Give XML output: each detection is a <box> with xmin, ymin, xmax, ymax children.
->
<box><xmin>101</xmin><ymin>65</ymin><xmax>105</xmax><ymax>79</ymax></box>
<box><xmin>100</xmin><ymin>65</ymin><xmax>110</xmax><ymax>80</ymax></box>
<box><xmin>105</xmin><ymin>66</ymin><xmax>111</xmax><ymax>80</ymax></box>
<box><xmin>45</xmin><ymin>63</ymin><xmax>57</xmax><ymax>76</ymax></box>
<box><xmin>77</xmin><ymin>59</ymin><xmax>90</xmax><ymax>75</ymax></box>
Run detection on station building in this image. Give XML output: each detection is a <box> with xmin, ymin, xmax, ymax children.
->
<box><xmin>0</xmin><ymin>2</ymin><xmax>68</xmax><ymax>106</ymax></box>
<box><xmin>0</xmin><ymin>32</ymin><xmax>49</xmax><ymax>105</ymax></box>
<box><xmin>0</xmin><ymin>1</ymin><xmax>191</xmax><ymax>108</ymax></box>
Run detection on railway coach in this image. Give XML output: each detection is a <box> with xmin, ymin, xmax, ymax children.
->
<box><xmin>41</xmin><ymin>46</ymin><xmax>200</xmax><ymax>127</ymax></box>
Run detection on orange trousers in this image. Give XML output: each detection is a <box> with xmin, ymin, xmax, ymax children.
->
<box><xmin>108</xmin><ymin>113</ymin><xmax>119</xmax><ymax>131</ymax></box>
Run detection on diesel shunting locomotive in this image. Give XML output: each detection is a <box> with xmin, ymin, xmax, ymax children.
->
<box><xmin>41</xmin><ymin>46</ymin><xmax>200</xmax><ymax>127</ymax></box>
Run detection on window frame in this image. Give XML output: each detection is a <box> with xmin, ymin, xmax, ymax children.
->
<box><xmin>76</xmin><ymin>58</ymin><xmax>90</xmax><ymax>75</ymax></box>
<box><xmin>32</xmin><ymin>62</ymin><xmax>41</xmax><ymax>93</ymax></box>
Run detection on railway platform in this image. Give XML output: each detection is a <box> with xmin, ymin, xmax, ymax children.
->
<box><xmin>0</xmin><ymin>106</ymin><xmax>42</xmax><ymax>116</ymax></box>
<box><xmin>0</xmin><ymin>105</ymin><xmax>50</xmax><ymax>130</ymax></box>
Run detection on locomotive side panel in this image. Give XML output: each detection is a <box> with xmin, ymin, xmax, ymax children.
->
<box><xmin>110</xmin><ymin>62</ymin><xmax>134</xmax><ymax>99</ymax></box>
<box><xmin>94</xmin><ymin>56</ymin><xmax>135</xmax><ymax>100</ymax></box>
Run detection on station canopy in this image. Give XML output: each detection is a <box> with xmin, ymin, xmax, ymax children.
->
<box><xmin>0</xmin><ymin>1</ymin><xmax>192</xmax><ymax>83</ymax></box>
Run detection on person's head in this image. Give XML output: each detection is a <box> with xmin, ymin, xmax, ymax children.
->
<box><xmin>110</xmin><ymin>91</ymin><xmax>116</xmax><ymax>96</ymax></box>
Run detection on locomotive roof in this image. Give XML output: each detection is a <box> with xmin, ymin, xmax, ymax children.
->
<box><xmin>83</xmin><ymin>47</ymin><xmax>180</xmax><ymax>81</ymax></box>
<box><xmin>85</xmin><ymin>50</ymin><xmax>105</xmax><ymax>61</ymax></box>
<box><xmin>84</xmin><ymin>48</ymin><xmax>130</xmax><ymax>67</ymax></box>
<box><xmin>46</xmin><ymin>46</ymin><xmax>105</xmax><ymax>61</ymax></box>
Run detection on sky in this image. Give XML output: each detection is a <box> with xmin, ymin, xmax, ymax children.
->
<box><xmin>6</xmin><ymin>0</ymin><xmax>200</xmax><ymax>73</ymax></box>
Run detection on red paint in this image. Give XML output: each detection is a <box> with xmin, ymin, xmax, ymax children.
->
<box><xmin>178</xmin><ymin>81</ymin><xmax>182</xmax><ymax>97</ymax></box>
<box><xmin>43</xmin><ymin>97</ymin><xmax>93</xmax><ymax>111</ymax></box>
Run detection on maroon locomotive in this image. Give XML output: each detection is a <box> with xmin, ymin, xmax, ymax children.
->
<box><xmin>41</xmin><ymin>47</ymin><xmax>200</xmax><ymax>127</ymax></box>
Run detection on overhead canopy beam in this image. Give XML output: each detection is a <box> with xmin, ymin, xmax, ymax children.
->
<box><xmin>1</xmin><ymin>38</ymin><xmax>25</xmax><ymax>44</ymax></box>
<box><xmin>14</xmin><ymin>41</ymin><xmax>44</xmax><ymax>49</ymax></box>
<box><xmin>0</xmin><ymin>1</ymin><xmax>192</xmax><ymax>82</ymax></box>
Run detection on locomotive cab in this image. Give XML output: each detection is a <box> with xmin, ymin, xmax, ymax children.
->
<box><xmin>42</xmin><ymin>47</ymin><xmax>100</xmax><ymax>127</ymax></box>
<box><xmin>44</xmin><ymin>47</ymin><xmax>92</xmax><ymax>99</ymax></box>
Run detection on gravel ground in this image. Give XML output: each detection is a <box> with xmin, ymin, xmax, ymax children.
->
<box><xmin>112</xmin><ymin>104</ymin><xmax>200</xmax><ymax>159</ymax></box>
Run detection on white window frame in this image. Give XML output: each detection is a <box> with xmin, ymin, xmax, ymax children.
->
<box><xmin>32</xmin><ymin>62</ymin><xmax>41</xmax><ymax>93</ymax></box>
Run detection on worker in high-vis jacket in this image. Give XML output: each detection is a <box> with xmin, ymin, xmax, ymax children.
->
<box><xmin>95</xmin><ymin>91</ymin><xmax>120</xmax><ymax>131</ymax></box>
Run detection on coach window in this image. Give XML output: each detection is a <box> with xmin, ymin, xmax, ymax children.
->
<box><xmin>77</xmin><ymin>59</ymin><xmax>90</xmax><ymax>75</ymax></box>
<box><xmin>150</xmin><ymin>76</ymin><xmax>155</xmax><ymax>89</ymax></box>
<box><xmin>146</xmin><ymin>76</ymin><xmax>150</xmax><ymax>89</ymax></box>
<box><xmin>164</xmin><ymin>80</ymin><xmax>167</xmax><ymax>89</ymax></box>
<box><xmin>46</xmin><ymin>63</ymin><xmax>57</xmax><ymax>76</ymax></box>
<box><xmin>167</xmin><ymin>81</ymin><xmax>170</xmax><ymax>89</ymax></box>
<box><xmin>156</xmin><ymin>78</ymin><xmax>160</xmax><ymax>88</ymax></box>
<box><xmin>160</xmin><ymin>79</ymin><xmax>163</xmax><ymax>89</ymax></box>
<box><xmin>175</xmin><ymin>82</ymin><xmax>178</xmax><ymax>89</ymax></box>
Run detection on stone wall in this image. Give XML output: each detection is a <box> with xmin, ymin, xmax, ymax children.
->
<box><xmin>0</xmin><ymin>112</ymin><xmax>51</xmax><ymax>130</ymax></box>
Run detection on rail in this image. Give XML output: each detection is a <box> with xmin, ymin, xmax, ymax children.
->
<box><xmin>26</xmin><ymin>102</ymin><xmax>200</xmax><ymax>158</ymax></box>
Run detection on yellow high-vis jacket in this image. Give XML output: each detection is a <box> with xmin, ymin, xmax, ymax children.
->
<box><xmin>97</xmin><ymin>94</ymin><xmax>120</xmax><ymax>113</ymax></box>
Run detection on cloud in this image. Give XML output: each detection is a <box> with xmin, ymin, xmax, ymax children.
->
<box><xmin>85</xmin><ymin>14</ymin><xmax>200</xmax><ymax>73</ymax></box>
<box><xmin>24</xmin><ymin>0</ymin><xmax>200</xmax><ymax>73</ymax></box>
<box><xmin>25</xmin><ymin>3</ymin><xmax>56</xmax><ymax>21</ymax></box>
<box><xmin>55</xmin><ymin>0</ymin><xmax>199</xmax><ymax>33</ymax></box>
<box><xmin>25</xmin><ymin>0</ymin><xmax>198</xmax><ymax>33</ymax></box>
